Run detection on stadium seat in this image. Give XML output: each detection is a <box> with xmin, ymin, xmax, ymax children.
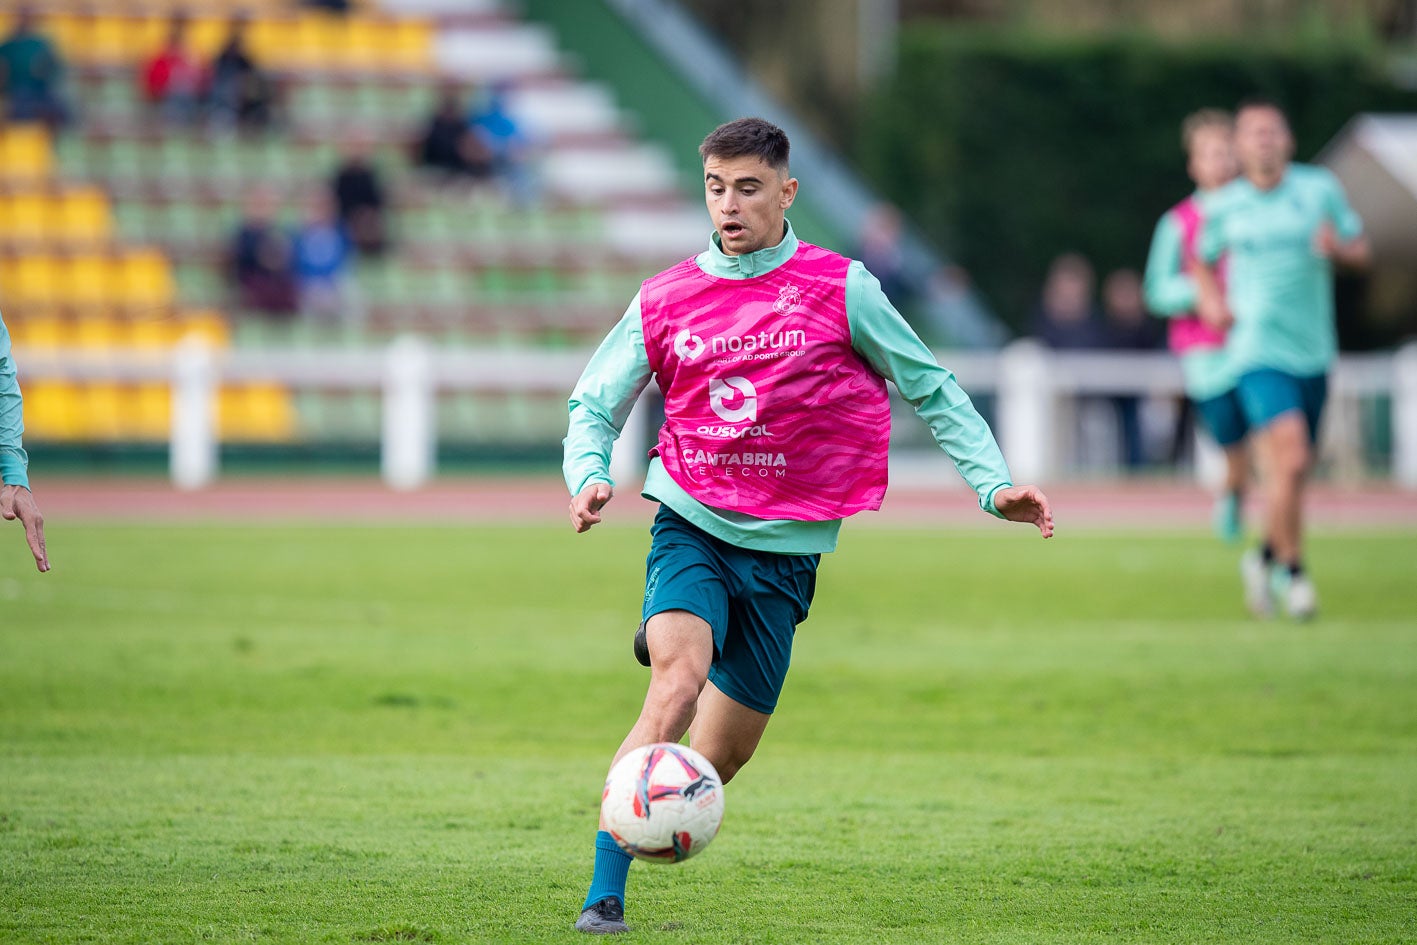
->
<box><xmin>62</xmin><ymin>254</ymin><xmax>121</xmax><ymax>311</ymax></box>
<box><xmin>16</xmin><ymin>381</ymin><xmax>85</xmax><ymax>441</ymax></box>
<box><xmin>177</xmin><ymin>309</ymin><xmax>232</xmax><ymax>348</ymax></box>
<box><xmin>0</xmin><ymin>127</ymin><xmax>53</xmax><ymax>182</ymax></box>
<box><xmin>72</xmin><ymin>314</ymin><xmax>124</xmax><ymax>350</ymax></box>
<box><xmin>78</xmin><ymin>382</ymin><xmax>126</xmax><ymax>440</ymax></box>
<box><xmin>1</xmin><ymin>191</ymin><xmax>51</xmax><ymax>246</ymax></box>
<box><xmin>117</xmin><ymin>248</ymin><xmax>176</xmax><ymax>313</ymax></box>
<box><xmin>2</xmin><ymin>255</ymin><xmax>63</xmax><ymax>309</ymax></box>
<box><xmin>56</xmin><ymin>187</ymin><xmax>114</xmax><ymax>248</ymax></box>
<box><xmin>127</xmin><ymin>383</ymin><xmax>172</xmax><ymax>440</ymax></box>
<box><xmin>218</xmin><ymin>383</ymin><xmax>297</xmax><ymax>441</ymax></box>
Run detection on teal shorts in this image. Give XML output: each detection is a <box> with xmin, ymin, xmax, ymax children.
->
<box><xmin>1193</xmin><ymin>387</ymin><xmax>1249</xmax><ymax>448</ymax></box>
<box><xmin>1237</xmin><ymin>369</ymin><xmax>1328</xmax><ymax>443</ymax></box>
<box><xmin>641</xmin><ymin>506</ymin><xmax>819</xmax><ymax>715</ymax></box>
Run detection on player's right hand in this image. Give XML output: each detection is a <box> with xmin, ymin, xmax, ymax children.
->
<box><xmin>570</xmin><ymin>482</ymin><xmax>614</xmax><ymax>533</ymax></box>
<box><xmin>1</xmin><ymin>484</ymin><xmax>49</xmax><ymax>572</ymax></box>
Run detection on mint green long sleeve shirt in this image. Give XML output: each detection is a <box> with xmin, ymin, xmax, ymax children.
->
<box><xmin>0</xmin><ymin>313</ymin><xmax>30</xmax><ymax>489</ymax></box>
<box><xmin>564</xmin><ymin>223</ymin><xmax>1012</xmax><ymax>554</ymax></box>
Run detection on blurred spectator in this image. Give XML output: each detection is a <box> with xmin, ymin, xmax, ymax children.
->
<box><xmin>302</xmin><ymin>0</ymin><xmax>351</xmax><ymax>12</ymax></box>
<box><xmin>140</xmin><ymin>15</ymin><xmax>203</xmax><ymax>127</ymax></box>
<box><xmin>1032</xmin><ymin>253</ymin><xmax>1104</xmax><ymax>349</ymax></box>
<box><xmin>208</xmin><ymin>18</ymin><xmax>275</xmax><ymax>131</ymax></box>
<box><xmin>230</xmin><ymin>186</ymin><xmax>296</xmax><ymax>317</ymax></box>
<box><xmin>290</xmin><ymin>189</ymin><xmax>354</xmax><ymax>325</ymax></box>
<box><xmin>0</xmin><ymin>7</ymin><xmax>68</xmax><ymax>129</ymax></box>
<box><xmin>1101</xmin><ymin>268</ymin><xmax>1163</xmax><ymax>468</ymax></box>
<box><xmin>415</xmin><ymin>85</ymin><xmax>494</xmax><ymax>182</ymax></box>
<box><xmin>468</xmin><ymin>84</ymin><xmax>538</xmax><ymax>204</ymax></box>
<box><xmin>331</xmin><ymin>136</ymin><xmax>389</xmax><ymax>257</ymax></box>
<box><xmin>857</xmin><ymin>204</ymin><xmax>914</xmax><ymax>311</ymax></box>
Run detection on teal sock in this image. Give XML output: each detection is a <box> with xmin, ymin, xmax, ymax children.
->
<box><xmin>582</xmin><ymin>830</ymin><xmax>632</xmax><ymax>910</ymax></box>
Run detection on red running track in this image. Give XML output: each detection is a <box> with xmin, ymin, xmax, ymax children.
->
<box><xmin>28</xmin><ymin>475</ymin><xmax>1417</xmax><ymax>531</ymax></box>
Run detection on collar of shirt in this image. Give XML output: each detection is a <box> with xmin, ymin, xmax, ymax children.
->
<box><xmin>698</xmin><ymin>221</ymin><xmax>798</xmax><ymax>279</ymax></box>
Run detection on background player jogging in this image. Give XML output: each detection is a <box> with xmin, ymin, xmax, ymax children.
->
<box><xmin>1143</xmin><ymin>108</ymin><xmax>1248</xmax><ymax>542</ymax></box>
<box><xmin>562</xmin><ymin>117</ymin><xmax>1054</xmax><ymax>934</ymax></box>
<box><xmin>1192</xmin><ymin>98</ymin><xmax>1369</xmax><ymax>619</ymax></box>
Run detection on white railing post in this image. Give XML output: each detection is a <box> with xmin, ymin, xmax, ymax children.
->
<box><xmin>381</xmin><ymin>336</ymin><xmax>435</xmax><ymax>491</ymax></box>
<box><xmin>1394</xmin><ymin>341</ymin><xmax>1417</xmax><ymax>489</ymax></box>
<box><xmin>999</xmin><ymin>339</ymin><xmax>1053</xmax><ymax>484</ymax></box>
<box><xmin>610</xmin><ymin>391</ymin><xmax>653</xmax><ymax>489</ymax></box>
<box><xmin>170</xmin><ymin>336</ymin><xmax>218</xmax><ymax>490</ymax></box>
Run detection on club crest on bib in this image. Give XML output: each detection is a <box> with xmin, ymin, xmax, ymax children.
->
<box><xmin>674</xmin><ymin>328</ymin><xmax>705</xmax><ymax>361</ymax></box>
<box><xmin>773</xmin><ymin>283</ymin><xmax>802</xmax><ymax>315</ymax></box>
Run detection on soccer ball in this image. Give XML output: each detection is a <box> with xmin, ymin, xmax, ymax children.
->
<box><xmin>601</xmin><ymin>742</ymin><xmax>725</xmax><ymax>863</ymax></box>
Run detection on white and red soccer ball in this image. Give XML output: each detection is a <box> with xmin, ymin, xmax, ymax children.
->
<box><xmin>601</xmin><ymin>742</ymin><xmax>725</xmax><ymax>863</ymax></box>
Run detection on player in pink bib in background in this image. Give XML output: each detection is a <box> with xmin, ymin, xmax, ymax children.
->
<box><xmin>1143</xmin><ymin>109</ymin><xmax>1249</xmax><ymax>543</ymax></box>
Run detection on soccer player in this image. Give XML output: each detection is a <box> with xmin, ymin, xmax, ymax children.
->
<box><xmin>564</xmin><ymin>117</ymin><xmax>1053</xmax><ymax>934</ymax></box>
<box><xmin>1143</xmin><ymin>108</ymin><xmax>1247</xmax><ymax>542</ymax></box>
<box><xmin>1192</xmin><ymin>98</ymin><xmax>1368</xmax><ymax>619</ymax></box>
<box><xmin>0</xmin><ymin>311</ymin><xmax>49</xmax><ymax>572</ymax></box>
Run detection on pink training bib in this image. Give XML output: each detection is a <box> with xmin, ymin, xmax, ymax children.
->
<box><xmin>641</xmin><ymin>241</ymin><xmax>891</xmax><ymax>521</ymax></box>
<box><xmin>1168</xmin><ymin>195</ymin><xmax>1228</xmax><ymax>354</ymax></box>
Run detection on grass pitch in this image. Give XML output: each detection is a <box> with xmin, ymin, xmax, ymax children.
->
<box><xmin>1</xmin><ymin>518</ymin><xmax>1414</xmax><ymax>944</ymax></box>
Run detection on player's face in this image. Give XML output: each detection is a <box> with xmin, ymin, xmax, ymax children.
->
<box><xmin>1187</xmin><ymin>127</ymin><xmax>1237</xmax><ymax>192</ymax></box>
<box><xmin>703</xmin><ymin>155</ymin><xmax>798</xmax><ymax>256</ymax></box>
<box><xmin>1234</xmin><ymin>106</ymin><xmax>1293</xmax><ymax>178</ymax></box>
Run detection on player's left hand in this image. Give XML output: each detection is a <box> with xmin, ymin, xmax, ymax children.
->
<box><xmin>993</xmin><ymin>484</ymin><xmax>1054</xmax><ymax>538</ymax></box>
<box><xmin>1</xmin><ymin>484</ymin><xmax>49</xmax><ymax>572</ymax></box>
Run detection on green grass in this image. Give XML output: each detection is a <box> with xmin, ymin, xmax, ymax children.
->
<box><xmin>1</xmin><ymin>521</ymin><xmax>1415</xmax><ymax>944</ymax></box>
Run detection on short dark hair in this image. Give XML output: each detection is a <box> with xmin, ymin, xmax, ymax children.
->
<box><xmin>1235</xmin><ymin>95</ymin><xmax>1288</xmax><ymax>121</ymax></box>
<box><xmin>699</xmin><ymin>118</ymin><xmax>790</xmax><ymax>173</ymax></box>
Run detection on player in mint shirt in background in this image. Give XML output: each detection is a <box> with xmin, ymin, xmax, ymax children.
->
<box><xmin>1143</xmin><ymin>108</ymin><xmax>1247</xmax><ymax>543</ymax></box>
<box><xmin>564</xmin><ymin>118</ymin><xmax>1053</xmax><ymax>934</ymax></box>
<box><xmin>0</xmin><ymin>312</ymin><xmax>50</xmax><ymax>572</ymax></box>
<box><xmin>1192</xmin><ymin>98</ymin><xmax>1368</xmax><ymax>620</ymax></box>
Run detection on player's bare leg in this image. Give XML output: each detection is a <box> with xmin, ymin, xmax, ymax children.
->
<box><xmin>1252</xmin><ymin>412</ymin><xmax>1316</xmax><ymax>618</ymax></box>
<box><xmin>688</xmin><ymin>681</ymin><xmax>771</xmax><ymax>783</ymax></box>
<box><xmin>1213</xmin><ymin>442</ymin><xmax>1248</xmax><ymax>543</ymax></box>
<box><xmin>608</xmin><ymin>610</ymin><xmax>714</xmax><ymax>772</ymax></box>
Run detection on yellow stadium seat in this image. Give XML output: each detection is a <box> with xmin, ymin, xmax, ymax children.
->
<box><xmin>0</xmin><ymin>191</ymin><xmax>50</xmax><ymax>245</ymax></box>
<box><xmin>127</xmin><ymin>383</ymin><xmax>172</xmax><ymax>440</ymax></box>
<box><xmin>177</xmin><ymin>309</ymin><xmax>231</xmax><ymax>347</ymax></box>
<box><xmin>72</xmin><ymin>314</ymin><xmax>124</xmax><ymax>350</ymax></box>
<box><xmin>219</xmin><ymin>382</ymin><xmax>296</xmax><ymax>441</ymax></box>
<box><xmin>3</xmin><ymin>255</ymin><xmax>62</xmax><ymax>309</ymax></box>
<box><xmin>126</xmin><ymin>316</ymin><xmax>179</xmax><ymax>348</ymax></box>
<box><xmin>56</xmin><ymin>187</ymin><xmax>114</xmax><ymax>248</ymax></box>
<box><xmin>0</xmin><ymin>127</ymin><xmax>53</xmax><ymax>182</ymax></box>
<box><xmin>341</xmin><ymin>17</ymin><xmax>382</xmax><ymax>70</ymax></box>
<box><xmin>384</xmin><ymin>19</ymin><xmax>432</xmax><ymax>72</ymax></box>
<box><xmin>79</xmin><ymin>382</ymin><xmax>125</xmax><ymax>440</ymax></box>
<box><xmin>17</xmin><ymin>381</ymin><xmax>84</xmax><ymax>441</ymax></box>
<box><xmin>7</xmin><ymin>314</ymin><xmax>69</xmax><ymax>349</ymax></box>
<box><xmin>42</xmin><ymin>14</ymin><xmax>85</xmax><ymax>62</ymax></box>
<box><xmin>79</xmin><ymin>15</ymin><xmax>128</xmax><ymax>66</ymax></box>
<box><xmin>187</xmin><ymin>17</ymin><xmax>229</xmax><ymax>61</ymax></box>
<box><xmin>117</xmin><ymin>248</ymin><xmax>175</xmax><ymax>312</ymax></box>
<box><xmin>61</xmin><ymin>254</ymin><xmax>120</xmax><ymax>310</ymax></box>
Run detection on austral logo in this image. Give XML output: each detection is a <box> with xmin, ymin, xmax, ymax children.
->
<box><xmin>674</xmin><ymin>329</ymin><xmax>705</xmax><ymax>361</ymax></box>
<box><xmin>773</xmin><ymin>283</ymin><xmax>802</xmax><ymax>314</ymax></box>
<box><xmin>708</xmin><ymin>376</ymin><xmax>757</xmax><ymax>423</ymax></box>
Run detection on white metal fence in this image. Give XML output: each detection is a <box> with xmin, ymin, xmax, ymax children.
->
<box><xmin>16</xmin><ymin>339</ymin><xmax>1417</xmax><ymax>490</ymax></box>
